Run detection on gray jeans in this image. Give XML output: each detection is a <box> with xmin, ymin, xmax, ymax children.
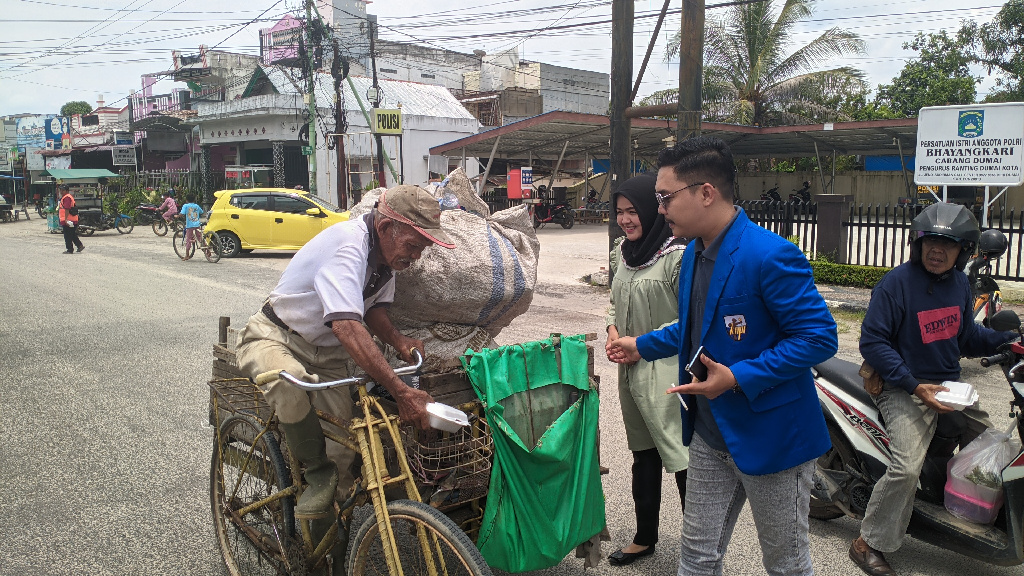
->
<box><xmin>860</xmin><ymin>383</ymin><xmax>991</xmax><ymax>553</ymax></box>
<box><xmin>677</xmin><ymin>434</ymin><xmax>815</xmax><ymax>576</ymax></box>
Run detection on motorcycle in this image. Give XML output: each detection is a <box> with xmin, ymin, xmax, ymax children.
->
<box><xmin>968</xmin><ymin>229</ymin><xmax>1009</xmax><ymax>327</ymax></box>
<box><xmin>811</xmin><ymin>309</ymin><xmax>1024</xmax><ymax>567</ymax></box>
<box><xmin>77</xmin><ymin>208</ymin><xmax>134</xmax><ymax>235</ymax></box>
<box><xmin>790</xmin><ymin>181</ymin><xmax>812</xmax><ymax>203</ymax></box>
<box><xmin>531</xmin><ymin>192</ymin><xmax>574</xmax><ymax>229</ymax></box>
<box><xmin>760</xmin><ymin>185</ymin><xmax>782</xmax><ymax>202</ymax></box>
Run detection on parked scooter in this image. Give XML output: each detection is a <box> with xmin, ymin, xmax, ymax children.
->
<box><xmin>811</xmin><ymin>309</ymin><xmax>1024</xmax><ymax>567</ymax></box>
<box><xmin>77</xmin><ymin>208</ymin><xmax>134</xmax><ymax>235</ymax></box>
<box><xmin>968</xmin><ymin>229</ymin><xmax>1009</xmax><ymax>327</ymax></box>
<box><xmin>790</xmin><ymin>181</ymin><xmax>812</xmax><ymax>203</ymax></box>
<box><xmin>531</xmin><ymin>188</ymin><xmax>574</xmax><ymax>229</ymax></box>
<box><xmin>760</xmin><ymin>185</ymin><xmax>782</xmax><ymax>202</ymax></box>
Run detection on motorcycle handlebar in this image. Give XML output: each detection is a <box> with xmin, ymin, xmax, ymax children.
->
<box><xmin>980</xmin><ymin>352</ymin><xmax>1008</xmax><ymax>367</ymax></box>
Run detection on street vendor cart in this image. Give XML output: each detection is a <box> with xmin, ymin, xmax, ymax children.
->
<box><xmin>39</xmin><ymin>169</ymin><xmax>121</xmax><ymax>233</ymax></box>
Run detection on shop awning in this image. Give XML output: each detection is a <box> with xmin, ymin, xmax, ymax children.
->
<box><xmin>429</xmin><ymin>111</ymin><xmax>919</xmax><ymax>160</ymax></box>
<box><xmin>40</xmin><ymin>169</ymin><xmax>120</xmax><ymax>181</ymax></box>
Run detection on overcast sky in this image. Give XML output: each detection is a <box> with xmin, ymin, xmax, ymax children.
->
<box><xmin>0</xmin><ymin>0</ymin><xmax>1009</xmax><ymax>116</ymax></box>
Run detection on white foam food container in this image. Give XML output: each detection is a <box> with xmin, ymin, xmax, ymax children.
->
<box><xmin>934</xmin><ymin>381</ymin><xmax>979</xmax><ymax>411</ymax></box>
<box><xmin>425</xmin><ymin>402</ymin><xmax>470</xmax><ymax>432</ymax></box>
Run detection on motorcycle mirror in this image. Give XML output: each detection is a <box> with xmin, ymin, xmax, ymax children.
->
<box><xmin>989</xmin><ymin>309</ymin><xmax>1021</xmax><ymax>332</ymax></box>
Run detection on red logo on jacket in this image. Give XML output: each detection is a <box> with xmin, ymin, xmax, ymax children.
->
<box><xmin>917</xmin><ymin>306</ymin><xmax>960</xmax><ymax>344</ymax></box>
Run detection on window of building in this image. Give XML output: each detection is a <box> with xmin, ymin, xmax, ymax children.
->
<box><xmin>380</xmin><ymin>68</ymin><xmax>398</xmax><ymax>74</ymax></box>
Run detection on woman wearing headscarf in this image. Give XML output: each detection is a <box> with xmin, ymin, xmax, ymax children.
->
<box><xmin>604</xmin><ymin>173</ymin><xmax>688</xmax><ymax>566</ymax></box>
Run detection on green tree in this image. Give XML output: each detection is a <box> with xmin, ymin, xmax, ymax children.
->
<box><xmin>60</xmin><ymin>101</ymin><xmax>93</xmax><ymax>116</ymax></box>
<box><xmin>661</xmin><ymin>0</ymin><xmax>866</xmax><ymax>126</ymax></box>
<box><xmin>961</xmin><ymin>0</ymin><xmax>1024</xmax><ymax>102</ymax></box>
<box><xmin>874</xmin><ymin>31</ymin><xmax>979</xmax><ymax>117</ymax></box>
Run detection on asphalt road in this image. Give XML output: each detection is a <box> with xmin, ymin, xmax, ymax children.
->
<box><xmin>1</xmin><ymin>217</ymin><xmax>1020</xmax><ymax>576</ymax></box>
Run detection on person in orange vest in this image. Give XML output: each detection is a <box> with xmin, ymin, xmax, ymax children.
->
<box><xmin>58</xmin><ymin>185</ymin><xmax>84</xmax><ymax>254</ymax></box>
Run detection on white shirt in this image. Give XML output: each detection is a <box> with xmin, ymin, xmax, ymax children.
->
<box><xmin>269</xmin><ymin>214</ymin><xmax>395</xmax><ymax>346</ymax></box>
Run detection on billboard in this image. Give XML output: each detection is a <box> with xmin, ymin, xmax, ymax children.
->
<box><xmin>25</xmin><ymin>147</ymin><xmax>44</xmax><ymax>170</ymax></box>
<box><xmin>915</xmin><ymin>103</ymin><xmax>1024</xmax><ymax>186</ymax></box>
<box><xmin>16</xmin><ymin>115</ymin><xmax>53</xmax><ymax>148</ymax></box>
<box><xmin>44</xmin><ymin>116</ymin><xmax>69</xmax><ymax>150</ymax></box>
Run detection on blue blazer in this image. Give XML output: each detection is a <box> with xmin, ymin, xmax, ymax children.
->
<box><xmin>636</xmin><ymin>209</ymin><xmax>837</xmax><ymax>475</ymax></box>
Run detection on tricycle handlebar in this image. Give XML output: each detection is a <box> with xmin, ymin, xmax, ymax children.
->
<box><xmin>254</xmin><ymin>349</ymin><xmax>424</xmax><ymax>390</ymax></box>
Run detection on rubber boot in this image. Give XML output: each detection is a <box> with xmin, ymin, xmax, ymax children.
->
<box><xmin>279</xmin><ymin>409</ymin><xmax>338</xmax><ymax>519</ymax></box>
<box><xmin>310</xmin><ymin>516</ymin><xmax>348</xmax><ymax>576</ymax></box>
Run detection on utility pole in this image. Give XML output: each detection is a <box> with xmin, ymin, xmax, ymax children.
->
<box><xmin>332</xmin><ymin>39</ymin><xmax>349</xmax><ymax>208</ymax></box>
<box><xmin>677</xmin><ymin>0</ymin><xmax>704</xmax><ymax>141</ymax></box>
<box><xmin>304</xmin><ymin>0</ymin><xmax>318</xmax><ymax>196</ymax></box>
<box><xmin>368</xmin><ymin>19</ymin><xmax>387</xmax><ymax>188</ymax></box>
<box><xmin>609</xmin><ymin>0</ymin><xmax>633</xmax><ymax>251</ymax></box>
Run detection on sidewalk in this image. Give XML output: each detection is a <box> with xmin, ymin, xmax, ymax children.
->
<box><xmin>818</xmin><ymin>283</ymin><xmax>872</xmax><ymax>312</ymax></box>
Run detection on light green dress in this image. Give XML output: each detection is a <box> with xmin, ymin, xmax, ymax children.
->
<box><xmin>606</xmin><ymin>237</ymin><xmax>689</xmax><ymax>472</ymax></box>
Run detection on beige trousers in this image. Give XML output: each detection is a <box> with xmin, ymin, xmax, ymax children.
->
<box><xmin>236</xmin><ymin>311</ymin><xmax>360</xmax><ymax>495</ymax></box>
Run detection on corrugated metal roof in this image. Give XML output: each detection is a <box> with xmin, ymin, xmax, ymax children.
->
<box><xmin>42</xmin><ymin>169</ymin><xmax>120</xmax><ymax>180</ymax></box>
<box><xmin>260</xmin><ymin>65</ymin><xmax>474</xmax><ymax>120</ymax></box>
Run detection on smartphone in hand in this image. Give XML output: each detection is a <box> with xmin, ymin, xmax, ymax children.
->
<box><xmin>685</xmin><ymin>345</ymin><xmax>715</xmax><ymax>382</ymax></box>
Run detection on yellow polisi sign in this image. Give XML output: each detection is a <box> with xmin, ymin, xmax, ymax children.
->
<box><xmin>372</xmin><ymin>109</ymin><xmax>402</xmax><ymax>134</ymax></box>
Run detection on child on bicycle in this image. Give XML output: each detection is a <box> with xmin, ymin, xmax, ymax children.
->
<box><xmin>158</xmin><ymin>190</ymin><xmax>178</xmax><ymax>222</ymax></box>
<box><xmin>180</xmin><ymin>195</ymin><xmax>204</xmax><ymax>247</ymax></box>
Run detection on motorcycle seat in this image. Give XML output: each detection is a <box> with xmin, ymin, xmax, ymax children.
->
<box><xmin>814</xmin><ymin>357</ymin><xmax>876</xmax><ymax>410</ymax></box>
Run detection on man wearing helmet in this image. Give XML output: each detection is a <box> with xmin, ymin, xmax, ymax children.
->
<box><xmin>850</xmin><ymin>203</ymin><xmax>1015</xmax><ymax>576</ymax></box>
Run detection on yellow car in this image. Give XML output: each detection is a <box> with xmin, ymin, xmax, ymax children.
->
<box><xmin>206</xmin><ymin>188</ymin><xmax>350</xmax><ymax>257</ymax></box>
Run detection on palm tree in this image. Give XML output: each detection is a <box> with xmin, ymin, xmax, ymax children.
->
<box><xmin>660</xmin><ymin>0</ymin><xmax>866</xmax><ymax>126</ymax></box>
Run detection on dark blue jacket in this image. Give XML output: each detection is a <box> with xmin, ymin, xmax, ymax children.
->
<box><xmin>860</xmin><ymin>260</ymin><xmax>1012</xmax><ymax>394</ymax></box>
<box><xmin>636</xmin><ymin>209</ymin><xmax>837</xmax><ymax>475</ymax></box>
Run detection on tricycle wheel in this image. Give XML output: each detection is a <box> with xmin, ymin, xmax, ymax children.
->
<box><xmin>211</xmin><ymin>414</ymin><xmax>301</xmax><ymax>576</ymax></box>
<box><xmin>153</xmin><ymin>220</ymin><xmax>168</xmax><ymax>236</ymax></box>
<box><xmin>347</xmin><ymin>499</ymin><xmax>491</xmax><ymax>576</ymax></box>
<box><xmin>78</xmin><ymin>226</ymin><xmax>94</xmax><ymax>236</ymax></box>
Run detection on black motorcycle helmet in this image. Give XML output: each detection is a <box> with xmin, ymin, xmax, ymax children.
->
<box><xmin>909</xmin><ymin>203</ymin><xmax>980</xmax><ymax>271</ymax></box>
<box><xmin>978</xmin><ymin>228</ymin><xmax>1008</xmax><ymax>259</ymax></box>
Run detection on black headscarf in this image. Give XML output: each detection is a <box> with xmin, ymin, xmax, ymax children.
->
<box><xmin>613</xmin><ymin>173</ymin><xmax>675</xmax><ymax>268</ymax></box>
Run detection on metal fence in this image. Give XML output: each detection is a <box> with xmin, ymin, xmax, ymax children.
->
<box><xmin>737</xmin><ymin>201</ymin><xmax>1024</xmax><ymax>281</ymax></box>
<box><xmin>842</xmin><ymin>204</ymin><xmax>1024</xmax><ymax>281</ymax></box>
<box><xmin>737</xmin><ymin>200</ymin><xmax>818</xmax><ymax>257</ymax></box>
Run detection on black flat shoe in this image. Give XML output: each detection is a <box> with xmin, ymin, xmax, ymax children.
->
<box><xmin>608</xmin><ymin>545</ymin><xmax>655</xmax><ymax>566</ymax></box>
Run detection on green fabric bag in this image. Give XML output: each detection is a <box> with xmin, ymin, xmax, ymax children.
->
<box><xmin>461</xmin><ymin>335</ymin><xmax>606</xmax><ymax>573</ymax></box>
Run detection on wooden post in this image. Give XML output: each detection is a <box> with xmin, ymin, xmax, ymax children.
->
<box><xmin>610</xmin><ymin>0</ymin><xmax>633</xmax><ymax>254</ymax></box>
<box><xmin>677</xmin><ymin>0</ymin><xmax>704</xmax><ymax>142</ymax></box>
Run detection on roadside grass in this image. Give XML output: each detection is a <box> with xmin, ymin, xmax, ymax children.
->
<box><xmin>830</xmin><ymin>307</ymin><xmax>865</xmax><ymax>335</ymax></box>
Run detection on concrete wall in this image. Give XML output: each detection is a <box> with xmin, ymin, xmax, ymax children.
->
<box><xmin>737</xmin><ymin>171</ymin><xmax>1024</xmax><ymax>208</ymax></box>
<box><xmin>375</xmin><ymin>42</ymin><xmax>478</xmax><ymax>91</ymax></box>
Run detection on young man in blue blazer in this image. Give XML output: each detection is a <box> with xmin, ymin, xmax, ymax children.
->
<box><xmin>608</xmin><ymin>136</ymin><xmax>837</xmax><ymax>575</ymax></box>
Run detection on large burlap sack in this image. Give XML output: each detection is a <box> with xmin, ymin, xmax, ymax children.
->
<box><xmin>348</xmin><ymin>170</ymin><xmax>539</xmax><ymax>337</ymax></box>
<box><xmin>380</xmin><ymin>323</ymin><xmax>497</xmax><ymax>373</ymax></box>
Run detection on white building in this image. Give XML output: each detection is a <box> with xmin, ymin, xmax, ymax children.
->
<box><xmin>191</xmin><ymin>65</ymin><xmax>480</xmax><ymax>205</ymax></box>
